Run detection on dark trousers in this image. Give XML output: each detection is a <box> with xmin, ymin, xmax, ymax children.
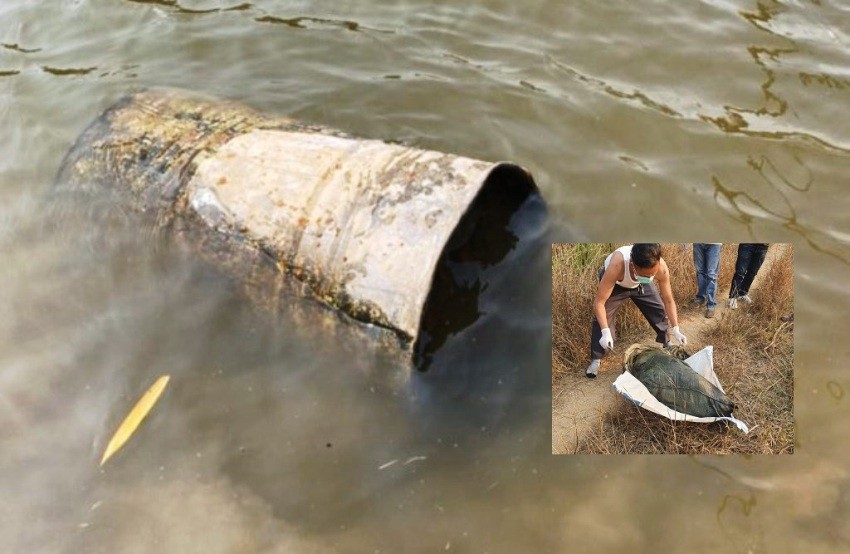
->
<box><xmin>729</xmin><ymin>244</ymin><xmax>768</xmax><ymax>298</ymax></box>
<box><xmin>590</xmin><ymin>268</ymin><xmax>670</xmax><ymax>360</ymax></box>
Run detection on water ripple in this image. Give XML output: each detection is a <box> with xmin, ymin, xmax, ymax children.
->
<box><xmin>712</xmin><ymin>149</ymin><xmax>850</xmax><ymax>264</ymax></box>
<box><xmin>799</xmin><ymin>72</ymin><xmax>850</xmax><ymax>89</ymax></box>
<box><xmin>548</xmin><ymin>3</ymin><xmax>850</xmax><ymax>156</ymax></box>
<box><xmin>175</xmin><ymin>2</ymin><xmax>252</xmax><ymax>14</ymax></box>
<box><xmin>518</xmin><ymin>80</ymin><xmax>545</xmax><ymax>93</ymax></box>
<box><xmin>1</xmin><ymin>42</ymin><xmax>41</xmax><ymax>53</ymax></box>
<box><xmin>126</xmin><ymin>0</ymin><xmax>178</xmax><ymax>6</ymax></box>
<box><xmin>547</xmin><ymin>55</ymin><xmax>682</xmax><ymax>118</ymax></box>
<box><xmin>254</xmin><ymin>14</ymin><xmax>393</xmax><ymax>34</ymax></box>
<box><xmin>41</xmin><ymin>66</ymin><xmax>97</xmax><ymax>76</ymax></box>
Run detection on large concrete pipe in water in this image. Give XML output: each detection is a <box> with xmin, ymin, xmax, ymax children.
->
<box><xmin>57</xmin><ymin>89</ymin><xmax>542</xmax><ymax>369</ymax></box>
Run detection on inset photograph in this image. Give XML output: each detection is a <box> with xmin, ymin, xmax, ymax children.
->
<box><xmin>552</xmin><ymin>243</ymin><xmax>793</xmax><ymax>455</ymax></box>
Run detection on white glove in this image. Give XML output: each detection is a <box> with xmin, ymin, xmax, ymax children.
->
<box><xmin>671</xmin><ymin>326</ymin><xmax>687</xmax><ymax>345</ymax></box>
<box><xmin>599</xmin><ymin>328</ymin><xmax>614</xmax><ymax>351</ymax></box>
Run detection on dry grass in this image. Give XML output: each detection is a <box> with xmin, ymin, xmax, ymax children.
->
<box><xmin>553</xmin><ymin>243</ymin><xmax>794</xmax><ymax>455</ymax></box>
<box><xmin>552</xmin><ymin>242</ymin><xmax>612</xmax><ymax>378</ymax></box>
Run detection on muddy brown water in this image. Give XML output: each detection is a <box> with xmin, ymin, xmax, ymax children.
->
<box><xmin>2</xmin><ymin>1</ymin><xmax>850</xmax><ymax>551</ymax></box>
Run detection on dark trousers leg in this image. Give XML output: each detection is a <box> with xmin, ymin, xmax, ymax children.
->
<box><xmin>730</xmin><ymin>244</ymin><xmax>753</xmax><ymax>298</ymax></box>
<box><xmin>739</xmin><ymin>247</ymin><xmax>767</xmax><ymax>295</ymax></box>
<box><xmin>631</xmin><ymin>284</ymin><xmax>671</xmax><ymax>345</ymax></box>
<box><xmin>693</xmin><ymin>245</ymin><xmax>707</xmax><ymax>301</ymax></box>
<box><xmin>590</xmin><ymin>285</ymin><xmax>632</xmax><ymax>360</ymax></box>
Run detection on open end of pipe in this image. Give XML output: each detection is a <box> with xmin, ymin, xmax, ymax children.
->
<box><xmin>412</xmin><ymin>163</ymin><xmax>540</xmax><ymax>371</ymax></box>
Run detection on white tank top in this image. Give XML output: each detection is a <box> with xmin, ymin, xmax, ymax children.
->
<box><xmin>604</xmin><ymin>245</ymin><xmax>640</xmax><ymax>289</ymax></box>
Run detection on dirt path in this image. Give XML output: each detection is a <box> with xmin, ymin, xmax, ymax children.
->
<box><xmin>552</xmin><ymin>244</ymin><xmax>787</xmax><ymax>454</ymax></box>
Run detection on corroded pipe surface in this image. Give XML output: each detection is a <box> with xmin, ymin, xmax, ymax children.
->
<box><xmin>57</xmin><ymin>89</ymin><xmax>540</xmax><ymax>357</ymax></box>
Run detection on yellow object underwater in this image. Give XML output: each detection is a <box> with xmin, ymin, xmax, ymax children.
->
<box><xmin>100</xmin><ymin>375</ymin><xmax>170</xmax><ymax>466</ymax></box>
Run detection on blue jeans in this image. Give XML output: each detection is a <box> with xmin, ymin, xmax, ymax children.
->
<box><xmin>730</xmin><ymin>244</ymin><xmax>768</xmax><ymax>298</ymax></box>
<box><xmin>693</xmin><ymin>243</ymin><xmax>721</xmax><ymax>307</ymax></box>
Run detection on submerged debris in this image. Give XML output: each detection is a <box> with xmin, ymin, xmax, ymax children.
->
<box><xmin>100</xmin><ymin>375</ymin><xmax>170</xmax><ymax>466</ymax></box>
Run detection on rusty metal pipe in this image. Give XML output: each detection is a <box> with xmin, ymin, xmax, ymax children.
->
<box><xmin>57</xmin><ymin>89</ymin><xmax>540</xmax><ymax>361</ymax></box>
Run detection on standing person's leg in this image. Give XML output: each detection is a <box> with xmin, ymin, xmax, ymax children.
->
<box><xmin>704</xmin><ymin>244</ymin><xmax>721</xmax><ymax>313</ymax></box>
<box><xmin>729</xmin><ymin>244</ymin><xmax>753</xmax><ymax>303</ymax></box>
<box><xmin>693</xmin><ymin>244</ymin><xmax>707</xmax><ymax>303</ymax></box>
<box><xmin>631</xmin><ymin>284</ymin><xmax>671</xmax><ymax>346</ymax></box>
<box><xmin>739</xmin><ymin>246</ymin><xmax>768</xmax><ymax>297</ymax></box>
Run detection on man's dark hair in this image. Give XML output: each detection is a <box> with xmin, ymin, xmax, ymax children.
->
<box><xmin>632</xmin><ymin>243</ymin><xmax>662</xmax><ymax>268</ymax></box>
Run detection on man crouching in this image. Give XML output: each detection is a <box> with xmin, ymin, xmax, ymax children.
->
<box><xmin>586</xmin><ymin>243</ymin><xmax>687</xmax><ymax>378</ymax></box>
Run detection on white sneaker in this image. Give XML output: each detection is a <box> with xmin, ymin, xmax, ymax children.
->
<box><xmin>728</xmin><ymin>298</ymin><xmax>738</xmax><ymax>310</ymax></box>
<box><xmin>585</xmin><ymin>359</ymin><xmax>600</xmax><ymax>378</ymax></box>
<box><xmin>740</xmin><ymin>294</ymin><xmax>753</xmax><ymax>304</ymax></box>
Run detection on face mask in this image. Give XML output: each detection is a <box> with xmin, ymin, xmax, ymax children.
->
<box><xmin>631</xmin><ymin>261</ymin><xmax>655</xmax><ymax>284</ymax></box>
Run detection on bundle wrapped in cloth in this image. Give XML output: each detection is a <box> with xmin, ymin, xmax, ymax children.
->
<box><xmin>612</xmin><ymin>344</ymin><xmax>749</xmax><ymax>433</ymax></box>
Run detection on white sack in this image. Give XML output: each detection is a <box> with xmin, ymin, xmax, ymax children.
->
<box><xmin>611</xmin><ymin>345</ymin><xmax>749</xmax><ymax>433</ymax></box>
